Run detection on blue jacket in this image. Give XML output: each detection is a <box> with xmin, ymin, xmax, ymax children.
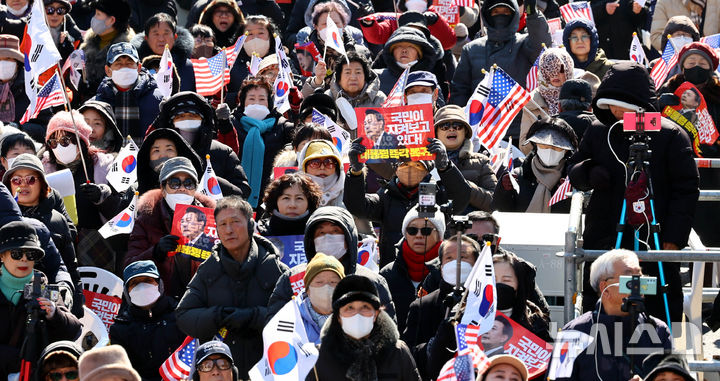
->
<box><xmin>298</xmin><ymin>297</ymin><xmax>324</xmax><ymax>344</ymax></box>
<box><xmin>95</xmin><ymin>69</ymin><xmax>164</xmax><ymax>138</ymax></box>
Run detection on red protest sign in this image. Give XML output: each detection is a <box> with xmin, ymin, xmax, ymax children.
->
<box><xmin>83</xmin><ymin>290</ymin><xmax>122</xmax><ymax>329</ymax></box>
<box><xmin>294</xmin><ymin>41</ymin><xmax>322</xmax><ymax>77</ymax></box>
<box><xmin>355</xmin><ymin>104</ymin><xmax>435</xmax><ymax>163</ymax></box>
<box><xmin>170</xmin><ymin>204</ymin><xmax>219</xmax><ymax>261</ymax></box>
<box><xmin>478</xmin><ymin>312</ymin><xmax>552</xmax><ymax>379</ymax></box>
<box><xmin>431</xmin><ymin>1</ymin><xmax>458</xmax><ymax>25</ymax></box>
<box><xmin>673</xmin><ymin>82</ymin><xmax>718</xmax><ymax>145</ymax></box>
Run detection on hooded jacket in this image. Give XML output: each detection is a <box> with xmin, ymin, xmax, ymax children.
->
<box><xmin>567</xmin><ymin>62</ymin><xmax>698</xmax><ymax>322</ymax></box>
<box><xmin>151</xmin><ymin>92</ymin><xmax>251</xmax><ymax>198</ymax></box>
<box><xmin>109</xmin><ymin>279</ymin><xmax>185</xmax><ymax>381</ymax></box>
<box><xmin>79</xmin><ymin>100</ymin><xmax>123</xmax><ymax>153</ymax></box>
<box><xmin>198</xmin><ymin>0</ymin><xmax>244</xmax><ymax>48</ymax></box>
<box><xmin>175</xmin><ymin>235</ymin><xmax>289</xmax><ymax>378</ymax></box>
<box><xmin>131</xmin><ymin>27</ymin><xmax>196</xmax><ymax>92</ymax></box>
<box><xmin>81</xmin><ymin>28</ymin><xmax>136</xmax><ymax>94</ymax></box>
<box><xmin>450</xmin><ymin>139</ymin><xmax>496</xmax><ymax>211</ymax></box>
<box><xmin>266</xmin><ymin>206</ymin><xmax>397</xmax><ymax>320</ymax></box>
<box><xmin>128</xmin><ymin>0</ymin><xmax>178</xmax><ymax>32</ymax></box>
<box><xmin>376</xmin><ymin>26</ymin><xmax>444</xmax><ymax>96</ymax></box>
<box><xmin>35</xmin><ymin>341</ymin><xmax>83</xmax><ymax>381</ymax></box>
<box><xmin>562</xmin><ymin>19</ymin><xmax>614</xmax><ymax>81</ymax></box>
<box><xmin>651</xmin><ymin>13</ymin><xmax>700</xmax><ymax>53</ymax></box>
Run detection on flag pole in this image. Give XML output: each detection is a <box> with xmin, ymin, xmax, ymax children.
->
<box><xmin>55</xmin><ymin>67</ymin><xmax>90</xmax><ymax>183</ymax></box>
<box><xmin>220</xmin><ymin>49</ymin><xmax>227</xmax><ymax>103</ymax></box>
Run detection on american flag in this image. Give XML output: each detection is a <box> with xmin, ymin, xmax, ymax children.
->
<box><xmin>700</xmin><ymin>34</ymin><xmax>720</xmax><ymax>76</ymax></box>
<box><xmin>382</xmin><ymin>67</ymin><xmax>410</xmax><ymax>107</ymax></box>
<box><xmin>437</xmin><ymin>324</ymin><xmax>490</xmax><ymax>381</ymax></box>
<box><xmin>476</xmin><ymin>67</ymin><xmax>531</xmax><ymax>150</ymax></box>
<box><xmin>159</xmin><ymin>336</ymin><xmax>198</xmax><ymax>381</ymax></box>
<box><xmin>548</xmin><ymin>176</ymin><xmax>572</xmax><ymax>207</ymax></box>
<box><xmin>20</xmin><ymin>72</ymin><xmax>64</xmax><ymax>124</ymax></box>
<box><xmin>526</xmin><ymin>49</ymin><xmax>543</xmax><ymax>92</ymax></box>
<box><xmin>649</xmin><ymin>40</ymin><xmax>678</xmax><ymax>89</ymax></box>
<box><xmin>559</xmin><ymin>2</ymin><xmax>594</xmax><ymax>25</ymax></box>
<box><xmin>191</xmin><ymin>34</ymin><xmax>246</xmax><ymax>96</ymax></box>
<box><xmin>452</xmin><ymin>0</ymin><xmax>476</xmax><ymax>6</ymax></box>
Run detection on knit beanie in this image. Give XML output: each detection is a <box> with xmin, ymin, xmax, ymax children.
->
<box><xmin>678</xmin><ymin>42</ymin><xmax>719</xmax><ymax>71</ymax></box>
<box><xmin>45</xmin><ymin>110</ymin><xmax>92</xmax><ymax>147</ymax></box>
<box><xmin>304</xmin><ymin>253</ymin><xmax>345</xmax><ymax>286</ymax></box>
<box><xmin>402</xmin><ymin>204</ymin><xmax>446</xmax><ymax>238</ymax></box>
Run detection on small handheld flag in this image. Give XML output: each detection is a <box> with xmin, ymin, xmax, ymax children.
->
<box><xmin>156</xmin><ymin>44</ymin><xmax>174</xmax><ymax>99</ymax></box>
<box><xmin>323</xmin><ymin>14</ymin><xmax>347</xmax><ymax>60</ymax></box>
<box><xmin>559</xmin><ymin>2</ymin><xmax>595</xmax><ymax>25</ymax></box>
<box><xmin>249</xmin><ymin>53</ymin><xmax>262</xmax><ymax>76</ymax></box>
<box><xmin>548</xmin><ymin>176</ymin><xmax>572</xmax><ymax>207</ymax></box>
<box><xmin>61</xmin><ymin>49</ymin><xmax>85</xmax><ymax>90</ymax></box>
<box><xmin>159</xmin><ymin>336</ymin><xmax>198</xmax><ymax>381</ymax></box>
<box><xmin>649</xmin><ymin>38</ymin><xmax>678</xmax><ymax>89</ymax></box>
<box><xmin>382</xmin><ymin>67</ymin><xmax>410</xmax><ymax>107</ymax></box>
<box><xmin>460</xmin><ymin>243</ymin><xmax>496</xmax><ymax>334</ymax></box>
<box><xmin>629</xmin><ymin>33</ymin><xmax>648</xmax><ymax>67</ymax></box>
<box><xmin>99</xmin><ymin>192</ymin><xmax>138</xmax><ymax>238</ymax></box>
<box><xmin>200</xmin><ymin>154</ymin><xmax>223</xmax><ymax>201</ymax></box>
<box><xmin>106</xmin><ymin>138</ymin><xmax>139</xmax><ymax>192</ymax></box>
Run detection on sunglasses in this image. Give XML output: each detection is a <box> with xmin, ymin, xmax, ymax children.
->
<box><xmin>307</xmin><ymin>158</ymin><xmax>337</xmax><ymax>170</ymax></box>
<box><xmin>197</xmin><ymin>358</ymin><xmax>232</xmax><ymax>373</ymax></box>
<box><xmin>11</xmin><ymin>175</ymin><xmax>37</xmax><ymax>186</ymax></box>
<box><xmin>438</xmin><ymin>122</ymin><xmax>465</xmax><ymax>132</ymax></box>
<box><xmin>406</xmin><ymin>226</ymin><xmax>436</xmax><ymax>236</ymax></box>
<box><xmin>166</xmin><ymin>177</ymin><xmax>197</xmax><ymax>190</ymax></box>
<box><xmin>568</xmin><ymin>35</ymin><xmax>591</xmax><ymax>42</ymax></box>
<box><xmin>47</xmin><ymin>371</ymin><xmax>78</xmax><ymax>381</ymax></box>
<box><xmin>46</xmin><ymin>135</ymin><xmax>76</xmax><ymax>149</ymax></box>
<box><xmin>46</xmin><ymin>6</ymin><xmax>68</xmax><ymax>15</ymax></box>
<box><xmin>10</xmin><ymin>249</ymin><xmax>43</xmax><ymax>261</ymax></box>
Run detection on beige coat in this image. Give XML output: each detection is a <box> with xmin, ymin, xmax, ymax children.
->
<box><xmin>650</xmin><ymin>0</ymin><xmax>715</xmax><ymax>52</ymax></box>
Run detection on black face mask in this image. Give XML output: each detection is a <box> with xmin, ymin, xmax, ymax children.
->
<box><xmin>150</xmin><ymin>157</ymin><xmax>171</xmax><ymax>173</ymax></box>
<box><xmin>684</xmin><ymin>66</ymin><xmax>712</xmax><ymax>85</ymax></box>
<box><xmin>496</xmin><ymin>282</ymin><xmax>517</xmax><ymax>310</ymax></box>
<box><xmin>490</xmin><ymin>14</ymin><xmax>513</xmax><ymax>28</ymax></box>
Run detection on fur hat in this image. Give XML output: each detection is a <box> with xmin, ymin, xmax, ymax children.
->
<box><xmin>94</xmin><ymin>0</ymin><xmax>131</xmax><ymax>28</ymax></box>
<box><xmin>78</xmin><ymin>345</ymin><xmax>140</xmax><ymax>381</ymax></box>
<box><xmin>332</xmin><ymin>274</ymin><xmax>381</xmax><ymax>311</ymax></box>
<box><xmin>45</xmin><ymin>110</ymin><xmax>92</xmax><ymax>147</ymax></box>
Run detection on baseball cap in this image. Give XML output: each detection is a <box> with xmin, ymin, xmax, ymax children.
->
<box><xmin>107</xmin><ymin>42</ymin><xmax>139</xmax><ymax>65</ymax></box>
<box><xmin>159</xmin><ymin>157</ymin><xmax>198</xmax><ymax>183</ymax></box>
<box><xmin>404</xmin><ymin>71</ymin><xmax>438</xmax><ymax>91</ymax></box>
<box><xmin>195</xmin><ymin>341</ymin><xmax>233</xmax><ymax>365</ymax></box>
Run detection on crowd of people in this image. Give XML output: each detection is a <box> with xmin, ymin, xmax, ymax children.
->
<box><xmin>0</xmin><ymin>0</ymin><xmax>717</xmax><ymax>379</ymax></box>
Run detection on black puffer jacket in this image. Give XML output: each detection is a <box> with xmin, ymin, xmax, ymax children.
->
<box><xmin>128</xmin><ymin>0</ymin><xmax>178</xmax><ymax>32</ymax></box>
<box><xmin>151</xmin><ymin>92</ymin><xmax>251</xmax><ymax>198</ymax></box>
<box><xmin>176</xmin><ymin>236</ymin><xmax>289</xmax><ymax>378</ymax></box>
<box><xmin>52</xmin><ymin>15</ymin><xmax>84</xmax><ymax>61</ymax></box>
<box><xmin>110</xmin><ymin>290</ymin><xmax>185</xmax><ymax>381</ymax></box>
<box><xmin>131</xmin><ymin>27</ymin><xmax>196</xmax><ymax>92</ymax></box>
<box><xmin>451</xmin><ymin>139</ymin><xmax>496</xmax><ymax>211</ymax></box>
<box><xmin>344</xmin><ymin>163</ymin><xmax>471</xmax><ymax>267</ymax></box>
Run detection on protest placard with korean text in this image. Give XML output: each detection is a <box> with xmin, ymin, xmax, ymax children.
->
<box><xmin>356</xmin><ymin>104</ymin><xmax>435</xmax><ymax>163</ymax></box>
<box><xmin>170</xmin><ymin>204</ymin><xmax>219</xmax><ymax>261</ymax></box>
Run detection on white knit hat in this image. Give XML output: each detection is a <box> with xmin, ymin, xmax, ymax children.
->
<box><xmin>401</xmin><ymin>204</ymin><xmax>446</xmax><ymax>238</ymax></box>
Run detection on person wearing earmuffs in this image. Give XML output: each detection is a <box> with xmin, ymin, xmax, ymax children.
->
<box><xmin>176</xmin><ymin>196</ymin><xmax>288</xmax><ymax>380</ymax></box>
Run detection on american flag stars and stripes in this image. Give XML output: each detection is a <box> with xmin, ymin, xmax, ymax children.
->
<box><xmin>159</xmin><ymin>336</ymin><xmax>198</xmax><ymax>381</ymax></box>
<box><xmin>382</xmin><ymin>67</ymin><xmax>410</xmax><ymax>107</ymax></box>
<box><xmin>649</xmin><ymin>40</ymin><xmax>678</xmax><ymax>89</ymax></box>
<box><xmin>559</xmin><ymin>2</ymin><xmax>594</xmax><ymax>25</ymax></box>
<box><xmin>20</xmin><ymin>72</ymin><xmax>64</xmax><ymax>124</ymax></box>
<box><xmin>548</xmin><ymin>176</ymin><xmax>573</xmax><ymax>207</ymax></box>
<box><xmin>452</xmin><ymin>0</ymin><xmax>477</xmax><ymax>6</ymax></box>
<box><xmin>437</xmin><ymin>324</ymin><xmax>490</xmax><ymax>381</ymax></box>
<box><xmin>700</xmin><ymin>34</ymin><xmax>720</xmax><ymax>76</ymax></box>
<box><xmin>191</xmin><ymin>34</ymin><xmax>247</xmax><ymax>96</ymax></box>
<box><xmin>526</xmin><ymin>51</ymin><xmax>542</xmax><ymax>92</ymax></box>
<box><xmin>476</xmin><ymin>67</ymin><xmax>531</xmax><ymax>150</ymax></box>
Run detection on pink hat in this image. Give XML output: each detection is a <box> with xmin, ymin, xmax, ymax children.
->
<box><xmin>45</xmin><ymin>110</ymin><xmax>92</xmax><ymax>147</ymax></box>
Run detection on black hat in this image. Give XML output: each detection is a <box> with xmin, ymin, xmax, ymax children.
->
<box><xmin>559</xmin><ymin>79</ymin><xmax>593</xmax><ymax>104</ymax></box>
<box><xmin>0</xmin><ymin>220</ymin><xmax>44</xmax><ymax>257</ymax></box>
<box><xmin>44</xmin><ymin>0</ymin><xmax>72</xmax><ymax>11</ymax></box>
<box><xmin>398</xmin><ymin>11</ymin><xmax>426</xmax><ymax>27</ymax></box>
<box><xmin>643</xmin><ymin>353</ymin><xmax>694</xmax><ymax>381</ymax></box>
<box><xmin>300</xmin><ymin>91</ymin><xmax>339</xmax><ymax>122</ymax></box>
<box><xmin>332</xmin><ymin>275</ymin><xmax>381</xmax><ymax>312</ymax></box>
<box><xmin>195</xmin><ymin>341</ymin><xmax>233</xmax><ymax>365</ymax></box>
<box><xmin>161</xmin><ymin>91</ymin><xmax>211</xmax><ymax>120</ymax></box>
<box><xmin>94</xmin><ymin>0</ymin><xmax>131</xmax><ymax>27</ymax></box>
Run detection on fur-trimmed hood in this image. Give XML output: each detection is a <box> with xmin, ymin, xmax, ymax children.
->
<box><xmin>272</xmin><ymin>148</ymin><xmax>298</xmax><ymax>169</ymax></box>
<box><xmin>131</xmin><ymin>27</ymin><xmax>195</xmax><ymax>61</ymax></box>
<box><xmin>381</xmin><ymin>26</ymin><xmax>443</xmax><ymax>76</ymax></box>
<box><xmin>318</xmin><ymin>310</ymin><xmax>399</xmax><ymax>362</ymax></box>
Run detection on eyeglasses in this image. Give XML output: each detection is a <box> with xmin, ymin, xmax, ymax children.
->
<box><xmin>47</xmin><ymin>371</ymin><xmax>78</xmax><ymax>381</ymax></box>
<box><xmin>11</xmin><ymin>175</ymin><xmax>37</xmax><ymax>186</ymax></box>
<box><xmin>568</xmin><ymin>35</ymin><xmax>591</xmax><ymax>43</ymax></box>
<box><xmin>406</xmin><ymin>226</ymin><xmax>436</xmax><ymax>236</ymax></box>
<box><xmin>438</xmin><ymin>122</ymin><xmax>465</xmax><ymax>132</ymax></box>
<box><xmin>166</xmin><ymin>177</ymin><xmax>197</xmax><ymax>190</ymax></box>
<box><xmin>46</xmin><ymin>135</ymin><xmax>76</xmax><ymax>149</ymax></box>
<box><xmin>214</xmin><ymin>9</ymin><xmax>232</xmax><ymax>16</ymax></box>
<box><xmin>46</xmin><ymin>6</ymin><xmax>68</xmax><ymax>15</ymax></box>
<box><xmin>307</xmin><ymin>158</ymin><xmax>337</xmax><ymax>170</ymax></box>
<box><xmin>10</xmin><ymin>249</ymin><xmax>43</xmax><ymax>261</ymax></box>
<box><xmin>197</xmin><ymin>358</ymin><xmax>232</xmax><ymax>373</ymax></box>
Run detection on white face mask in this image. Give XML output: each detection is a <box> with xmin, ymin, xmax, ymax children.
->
<box><xmin>244</xmin><ymin>104</ymin><xmax>271</xmax><ymax>120</ymax></box>
<box><xmin>405</xmin><ymin>0</ymin><xmax>428</xmax><ymax>12</ymax></box>
<box><xmin>0</xmin><ymin>61</ymin><xmax>17</xmax><ymax>81</ymax></box>
<box><xmin>441</xmin><ymin>260</ymin><xmax>473</xmax><ymax>286</ymax></box>
<box><xmin>111</xmin><ymin>67</ymin><xmax>139</xmax><ymax>88</ymax></box>
<box><xmin>164</xmin><ymin>193</ymin><xmax>194</xmax><ymax>211</ymax></box>
<box><xmin>308</xmin><ymin>284</ymin><xmax>334</xmax><ymax>314</ymax></box>
<box><xmin>243</xmin><ymin>37</ymin><xmax>270</xmax><ymax>57</ymax></box>
<box><xmin>8</xmin><ymin>3</ymin><xmax>28</xmax><ymax>16</ymax></box>
<box><xmin>340</xmin><ymin>313</ymin><xmax>375</xmax><ymax>339</ymax></box>
<box><xmin>314</xmin><ymin>234</ymin><xmax>346</xmax><ymax>259</ymax></box>
<box><xmin>536</xmin><ymin>148</ymin><xmax>565</xmax><ymax>167</ymax></box>
<box><xmin>90</xmin><ymin>16</ymin><xmax>110</xmax><ymax>35</ymax></box>
<box><xmin>406</xmin><ymin>92</ymin><xmax>433</xmax><ymax>105</ymax></box>
<box><xmin>4</xmin><ymin>156</ymin><xmax>15</xmax><ymax>170</ymax></box>
<box><xmin>53</xmin><ymin>143</ymin><xmax>79</xmax><ymax>164</ymax></box>
<box><xmin>174</xmin><ymin>119</ymin><xmax>202</xmax><ymax>131</ymax></box>
<box><xmin>129</xmin><ymin>282</ymin><xmax>161</xmax><ymax>307</ymax></box>
<box><xmin>397</xmin><ymin>60</ymin><xmax>418</xmax><ymax>69</ymax></box>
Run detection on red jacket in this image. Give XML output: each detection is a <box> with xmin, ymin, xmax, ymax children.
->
<box><xmin>359</xmin><ymin>9</ymin><xmax>456</xmax><ymax>51</ymax></box>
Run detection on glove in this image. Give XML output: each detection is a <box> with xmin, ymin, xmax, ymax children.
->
<box><xmin>500</xmin><ymin>172</ymin><xmax>518</xmax><ymax>191</ymax></box>
<box><xmin>222</xmin><ymin>307</ymin><xmax>255</xmax><ymax>330</ymax></box>
<box><xmin>525</xmin><ymin>0</ymin><xmax>537</xmax><ymax>15</ymax></box>
<box><xmin>348</xmin><ymin>137</ymin><xmax>366</xmax><ymax>172</ymax></box>
<box><xmin>658</xmin><ymin>93</ymin><xmax>680</xmax><ymax>110</ymax></box>
<box><xmin>426</xmin><ymin>138</ymin><xmax>450</xmax><ymax>171</ymax></box>
<box><xmin>216</xmin><ymin>103</ymin><xmax>231</xmax><ymax>120</ymax></box>
<box><xmin>432</xmin><ymin>319</ymin><xmax>457</xmax><ymax>352</ymax></box>
<box><xmin>424</xmin><ymin>11</ymin><xmax>439</xmax><ymax>25</ymax></box>
<box><xmin>154</xmin><ymin>235</ymin><xmax>180</xmax><ymax>261</ymax></box>
<box><xmin>588</xmin><ymin>165</ymin><xmax>611</xmax><ymax>191</ymax></box>
<box><xmin>360</xmin><ymin>17</ymin><xmax>374</xmax><ymax>27</ymax></box>
<box><xmin>79</xmin><ymin>183</ymin><xmax>111</xmax><ymax>205</ymax></box>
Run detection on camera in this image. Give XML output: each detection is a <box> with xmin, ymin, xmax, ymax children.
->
<box><xmin>619</xmin><ymin>275</ymin><xmax>657</xmax><ymax>295</ymax></box>
<box><xmin>23</xmin><ymin>282</ymin><xmax>60</xmax><ymax>303</ymax></box>
<box><xmin>418</xmin><ymin>182</ymin><xmax>438</xmax><ymax>218</ymax></box>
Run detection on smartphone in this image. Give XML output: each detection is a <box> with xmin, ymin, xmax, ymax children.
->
<box><xmin>418</xmin><ymin>182</ymin><xmax>437</xmax><ymax>207</ymax></box>
<box><xmin>623</xmin><ymin>112</ymin><xmax>662</xmax><ymax>132</ymax></box>
<box><xmin>618</xmin><ymin>275</ymin><xmax>657</xmax><ymax>295</ymax></box>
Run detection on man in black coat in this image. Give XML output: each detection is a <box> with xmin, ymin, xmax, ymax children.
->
<box><xmin>567</xmin><ymin>61</ymin><xmax>699</xmax><ymax>323</ymax></box>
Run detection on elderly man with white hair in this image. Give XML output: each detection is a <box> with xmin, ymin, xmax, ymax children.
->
<box><xmin>551</xmin><ymin>249</ymin><xmax>672</xmax><ymax>381</ymax></box>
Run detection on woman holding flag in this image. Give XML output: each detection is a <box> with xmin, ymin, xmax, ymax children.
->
<box><xmin>0</xmin><ymin>34</ymin><xmax>29</xmax><ymax>125</ymax></box>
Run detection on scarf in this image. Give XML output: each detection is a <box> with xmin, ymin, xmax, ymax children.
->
<box><xmin>401</xmin><ymin>240</ymin><xmax>440</xmax><ymax>282</ymax></box>
<box><xmin>447</xmin><ymin>148</ymin><xmax>461</xmax><ymax>165</ymax></box>
<box><xmin>537</xmin><ymin>48</ymin><xmax>574</xmax><ymax>115</ymax></box>
<box><xmin>50</xmin><ymin>25</ymin><xmax>62</xmax><ymax>45</ymax></box>
<box><xmin>116</xmin><ymin>88</ymin><xmax>141</xmax><ymax>138</ymax></box>
<box><xmin>306</xmin><ymin>172</ymin><xmax>344</xmax><ymax>206</ymax></box>
<box><xmin>239</xmin><ymin>115</ymin><xmax>275</xmax><ymax>207</ymax></box>
<box><xmin>0</xmin><ymin>265</ymin><xmax>33</xmax><ymax>305</ymax></box>
<box><xmin>0</xmin><ymin>82</ymin><xmax>15</xmax><ymax>123</ymax></box>
<box><xmin>526</xmin><ymin>156</ymin><xmax>565</xmax><ymax>213</ymax></box>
